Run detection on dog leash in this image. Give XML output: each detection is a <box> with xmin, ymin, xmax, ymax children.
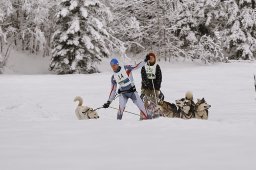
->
<box><xmin>82</xmin><ymin>107</ymin><xmax>104</xmax><ymax>114</ymax></box>
<box><xmin>87</xmin><ymin>93</ymin><xmax>140</xmax><ymax>117</ymax></box>
<box><xmin>109</xmin><ymin>106</ymin><xmax>140</xmax><ymax>116</ymax></box>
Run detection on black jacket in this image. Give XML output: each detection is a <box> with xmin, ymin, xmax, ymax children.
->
<box><xmin>141</xmin><ymin>64</ymin><xmax>162</xmax><ymax>90</ymax></box>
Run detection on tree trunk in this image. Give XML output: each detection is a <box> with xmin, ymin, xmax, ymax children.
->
<box><xmin>157</xmin><ymin>0</ymin><xmax>161</xmax><ymax>58</ymax></box>
<box><xmin>0</xmin><ymin>37</ymin><xmax>2</xmax><ymax>53</ymax></box>
<box><xmin>163</xmin><ymin>0</ymin><xmax>167</xmax><ymax>61</ymax></box>
<box><xmin>252</xmin><ymin>0</ymin><xmax>255</xmax><ymax>9</ymax></box>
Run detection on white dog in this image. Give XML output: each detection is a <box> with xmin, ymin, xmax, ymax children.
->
<box><xmin>74</xmin><ymin>96</ymin><xmax>99</xmax><ymax>120</ymax></box>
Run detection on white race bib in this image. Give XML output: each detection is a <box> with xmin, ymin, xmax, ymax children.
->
<box><xmin>145</xmin><ymin>64</ymin><xmax>157</xmax><ymax>79</ymax></box>
<box><xmin>114</xmin><ymin>67</ymin><xmax>132</xmax><ymax>87</ymax></box>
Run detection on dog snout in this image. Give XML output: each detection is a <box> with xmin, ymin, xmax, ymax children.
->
<box><xmin>209</xmin><ymin>105</ymin><xmax>211</xmax><ymax>108</ymax></box>
<box><xmin>97</xmin><ymin>116</ymin><xmax>100</xmax><ymax>118</ymax></box>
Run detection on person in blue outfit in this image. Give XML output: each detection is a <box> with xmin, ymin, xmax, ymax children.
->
<box><xmin>103</xmin><ymin>56</ymin><xmax>151</xmax><ymax>120</ymax></box>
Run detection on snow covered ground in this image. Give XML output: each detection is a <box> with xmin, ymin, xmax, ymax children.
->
<box><xmin>0</xmin><ymin>61</ymin><xmax>256</xmax><ymax>170</ymax></box>
<box><xmin>3</xmin><ymin>49</ymin><xmax>51</xmax><ymax>74</ymax></box>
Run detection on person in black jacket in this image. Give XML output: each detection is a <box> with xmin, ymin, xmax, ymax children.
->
<box><xmin>141</xmin><ymin>52</ymin><xmax>164</xmax><ymax>102</ymax></box>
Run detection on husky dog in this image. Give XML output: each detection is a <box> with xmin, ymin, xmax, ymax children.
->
<box><xmin>175</xmin><ymin>92</ymin><xmax>196</xmax><ymax>119</ymax></box>
<box><xmin>74</xmin><ymin>96</ymin><xmax>99</xmax><ymax>120</ymax></box>
<box><xmin>175</xmin><ymin>98</ymin><xmax>184</xmax><ymax>118</ymax></box>
<box><xmin>195</xmin><ymin>98</ymin><xmax>211</xmax><ymax>120</ymax></box>
<box><xmin>175</xmin><ymin>98</ymin><xmax>195</xmax><ymax>119</ymax></box>
<box><xmin>180</xmin><ymin>99</ymin><xmax>195</xmax><ymax>119</ymax></box>
<box><xmin>157</xmin><ymin>100</ymin><xmax>178</xmax><ymax>118</ymax></box>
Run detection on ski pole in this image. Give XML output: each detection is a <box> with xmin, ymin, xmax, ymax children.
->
<box><xmin>151</xmin><ymin>79</ymin><xmax>158</xmax><ymax>105</ymax></box>
<box><xmin>114</xmin><ymin>94</ymin><xmax>120</xmax><ymax>101</ymax></box>
<box><xmin>147</xmin><ymin>60</ymin><xmax>158</xmax><ymax>105</ymax></box>
<box><xmin>109</xmin><ymin>106</ymin><xmax>140</xmax><ymax>116</ymax></box>
<box><xmin>95</xmin><ymin>93</ymin><xmax>119</xmax><ymax>112</ymax></box>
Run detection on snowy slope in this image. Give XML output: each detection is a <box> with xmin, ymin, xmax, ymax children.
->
<box><xmin>3</xmin><ymin>49</ymin><xmax>51</xmax><ymax>74</ymax></box>
<box><xmin>0</xmin><ymin>61</ymin><xmax>256</xmax><ymax>170</ymax></box>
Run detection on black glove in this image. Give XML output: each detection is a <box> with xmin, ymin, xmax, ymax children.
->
<box><xmin>117</xmin><ymin>89</ymin><xmax>121</xmax><ymax>94</ymax></box>
<box><xmin>103</xmin><ymin>101</ymin><xmax>111</xmax><ymax>108</ymax></box>
<box><xmin>144</xmin><ymin>54</ymin><xmax>150</xmax><ymax>62</ymax></box>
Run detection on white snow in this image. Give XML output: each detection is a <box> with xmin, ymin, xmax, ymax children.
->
<box><xmin>0</xmin><ymin>61</ymin><xmax>256</xmax><ymax>170</ymax></box>
<box><xmin>89</xmin><ymin>26</ymin><xmax>101</xmax><ymax>40</ymax></box>
<box><xmin>69</xmin><ymin>0</ymin><xmax>78</xmax><ymax>11</ymax></box>
<box><xmin>60</xmin><ymin>8</ymin><xmax>69</xmax><ymax>17</ymax></box>
<box><xmin>59</xmin><ymin>33</ymin><xmax>68</xmax><ymax>42</ymax></box>
<box><xmin>82</xmin><ymin>35</ymin><xmax>94</xmax><ymax>50</ymax></box>
<box><xmin>67</xmin><ymin>17</ymin><xmax>80</xmax><ymax>34</ymax></box>
<box><xmin>80</xmin><ymin>7</ymin><xmax>88</xmax><ymax>19</ymax></box>
<box><xmin>3</xmin><ymin>49</ymin><xmax>51</xmax><ymax>74</ymax></box>
<box><xmin>84</xmin><ymin>0</ymin><xmax>97</xmax><ymax>7</ymax></box>
<box><xmin>64</xmin><ymin>58</ymin><xmax>69</xmax><ymax>65</ymax></box>
<box><xmin>186</xmin><ymin>31</ymin><xmax>197</xmax><ymax>43</ymax></box>
<box><xmin>92</xmin><ymin>18</ymin><xmax>103</xmax><ymax>30</ymax></box>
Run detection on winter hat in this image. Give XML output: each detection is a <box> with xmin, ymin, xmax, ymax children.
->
<box><xmin>147</xmin><ymin>52</ymin><xmax>157</xmax><ymax>65</ymax></box>
<box><xmin>148</xmin><ymin>52</ymin><xmax>156</xmax><ymax>59</ymax></box>
<box><xmin>110</xmin><ymin>58</ymin><xmax>119</xmax><ymax>65</ymax></box>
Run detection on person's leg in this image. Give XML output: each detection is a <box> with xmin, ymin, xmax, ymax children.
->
<box><xmin>131</xmin><ymin>92</ymin><xmax>149</xmax><ymax>119</ymax></box>
<box><xmin>117</xmin><ymin>94</ymin><xmax>128</xmax><ymax>120</ymax></box>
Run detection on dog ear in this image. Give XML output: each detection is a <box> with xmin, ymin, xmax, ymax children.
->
<box><xmin>202</xmin><ymin>98</ymin><xmax>205</xmax><ymax>102</ymax></box>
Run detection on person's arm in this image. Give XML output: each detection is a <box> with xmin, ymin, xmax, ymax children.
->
<box><xmin>108</xmin><ymin>75</ymin><xmax>117</xmax><ymax>102</ymax></box>
<box><xmin>141</xmin><ymin>66</ymin><xmax>148</xmax><ymax>88</ymax></box>
<box><xmin>125</xmin><ymin>61</ymin><xmax>146</xmax><ymax>73</ymax></box>
<box><xmin>103</xmin><ymin>75</ymin><xmax>117</xmax><ymax>108</ymax></box>
<box><xmin>124</xmin><ymin>55</ymin><xmax>150</xmax><ymax>72</ymax></box>
<box><xmin>155</xmin><ymin>64</ymin><xmax>162</xmax><ymax>90</ymax></box>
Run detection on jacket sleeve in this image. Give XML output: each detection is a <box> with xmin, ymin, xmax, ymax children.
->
<box><xmin>125</xmin><ymin>61</ymin><xmax>146</xmax><ymax>72</ymax></box>
<box><xmin>108</xmin><ymin>75</ymin><xmax>117</xmax><ymax>102</ymax></box>
<box><xmin>154</xmin><ymin>64</ymin><xmax>162</xmax><ymax>90</ymax></box>
<box><xmin>141</xmin><ymin>66</ymin><xmax>148</xmax><ymax>88</ymax></box>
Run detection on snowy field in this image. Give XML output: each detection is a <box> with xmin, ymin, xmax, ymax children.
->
<box><xmin>0</xmin><ymin>61</ymin><xmax>256</xmax><ymax>170</ymax></box>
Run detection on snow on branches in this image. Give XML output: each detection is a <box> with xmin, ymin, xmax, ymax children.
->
<box><xmin>50</xmin><ymin>0</ymin><xmax>124</xmax><ymax>74</ymax></box>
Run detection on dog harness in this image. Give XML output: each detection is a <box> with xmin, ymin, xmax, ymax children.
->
<box><xmin>145</xmin><ymin>64</ymin><xmax>157</xmax><ymax>79</ymax></box>
<box><xmin>181</xmin><ymin>111</ymin><xmax>195</xmax><ymax>119</ymax></box>
<box><xmin>82</xmin><ymin>108</ymin><xmax>94</xmax><ymax>119</ymax></box>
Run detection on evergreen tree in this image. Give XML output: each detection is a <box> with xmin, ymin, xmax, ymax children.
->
<box><xmin>50</xmin><ymin>0</ymin><xmax>122</xmax><ymax>74</ymax></box>
<box><xmin>221</xmin><ymin>0</ymin><xmax>256</xmax><ymax>60</ymax></box>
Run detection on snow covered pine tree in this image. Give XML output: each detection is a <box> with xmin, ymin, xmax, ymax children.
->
<box><xmin>50</xmin><ymin>0</ymin><xmax>116</xmax><ymax>74</ymax></box>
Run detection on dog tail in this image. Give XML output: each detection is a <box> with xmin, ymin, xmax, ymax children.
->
<box><xmin>185</xmin><ymin>91</ymin><xmax>193</xmax><ymax>100</ymax></box>
<box><xmin>74</xmin><ymin>96</ymin><xmax>83</xmax><ymax>106</ymax></box>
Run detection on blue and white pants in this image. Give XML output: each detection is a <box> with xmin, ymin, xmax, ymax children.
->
<box><xmin>117</xmin><ymin>92</ymin><xmax>148</xmax><ymax>120</ymax></box>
